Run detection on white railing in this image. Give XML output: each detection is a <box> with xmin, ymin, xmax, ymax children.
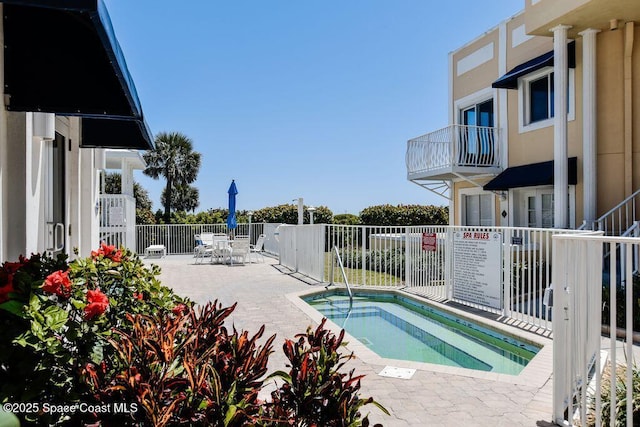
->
<box><xmin>552</xmin><ymin>233</ymin><xmax>640</xmax><ymax>427</ymax></box>
<box><xmin>278</xmin><ymin>223</ymin><xmax>589</xmax><ymax>332</ymax></box>
<box><xmin>586</xmin><ymin>188</ymin><xmax>640</xmax><ymax>235</ymax></box>
<box><xmin>99</xmin><ymin>194</ymin><xmax>136</xmax><ymax>249</ymax></box>
<box><xmin>406</xmin><ymin>124</ymin><xmax>501</xmax><ymax>177</ymax></box>
<box><xmin>135</xmin><ymin>223</ymin><xmax>266</xmax><ymax>255</ymax></box>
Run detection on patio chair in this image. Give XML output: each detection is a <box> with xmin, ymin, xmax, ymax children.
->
<box><xmin>212</xmin><ymin>233</ymin><xmax>231</xmax><ymax>264</ymax></box>
<box><xmin>229</xmin><ymin>236</ymin><xmax>250</xmax><ymax>265</ymax></box>
<box><xmin>250</xmin><ymin>234</ymin><xmax>266</xmax><ymax>262</ymax></box>
<box><xmin>194</xmin><ymin>233</ymin><xmax>214</xmax><ymax>264</ymax></box>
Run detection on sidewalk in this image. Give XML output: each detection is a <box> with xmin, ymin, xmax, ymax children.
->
<box><xmin>146</xmin><ymin>254</ymin><xmax>554</xmax><ymax>426</ymax></box>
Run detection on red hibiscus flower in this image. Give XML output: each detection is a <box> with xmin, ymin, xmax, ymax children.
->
<box><xmin>133</xmin><ymin>292</ymin><xmax>144</xmax><ymax>301</ymax></box>
<box><xmin>42</xmin><ymin>270</ymin><xmax>72</xmax><ymax>298</ymax></box>
<box><xmin>91</xmin><ymin>243</ymin><xmax>123</xmax><ymax>263</ymax></box>
<box><xmin>84</xmin><ymin>289</ymin><xmax>109</xmax><ymax>320</ymax></box>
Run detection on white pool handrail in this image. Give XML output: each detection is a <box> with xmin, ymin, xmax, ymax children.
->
<box><xmin>328</xmin><ymin>245</ymin><xmax>353</xmax><ymax>308</ymax></box>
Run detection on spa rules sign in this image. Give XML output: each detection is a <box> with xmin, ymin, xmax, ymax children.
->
<box><xmin>453</xmin><ymin>231</ymin><xmax>502</xmax><ymax>309</ymax></box>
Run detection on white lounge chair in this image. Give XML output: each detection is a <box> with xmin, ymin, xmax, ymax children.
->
<box><xmin>229</xmin><ymin>236</ymin><xmax>250</xmax><ymax>265</ymax></box>
<box><xmin>250</xmin><ymin>234</ymin><xmax>266</xmax><ymax>262</ymax></box>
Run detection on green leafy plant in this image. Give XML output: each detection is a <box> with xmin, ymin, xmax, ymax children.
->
<box><xmin>359</xmin><ymin>204</ymin><xmax>448</xmax><ymax>226</ymax></box>
<box><xmin>1</xmin><ymin>249</ymin><xmax>386</xmax><ymax>426</ymax></box>
<box><xmin>588</xmin><ymin>363</ymin><xmax>640</xmax><ymax>426</ymax></box>
<box><xmin>0</xmin><ymin>245</ymin><xmax>187</xmax><ymax>425</ymax></box>
<box><xmin>263</xmin><ymin>318</ymin><xmax>388</xmax><ymax>426</ymax></box>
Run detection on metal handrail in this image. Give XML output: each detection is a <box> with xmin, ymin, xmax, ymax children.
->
<box><xmin>588</xmin><ymin>188</ymin><xmax>640</xmax><ymax>234</ymax></box>
<box><xmin>327</xmin><ymin>245</ymin><xmax>353</xmax><ymax>308</ymax></box>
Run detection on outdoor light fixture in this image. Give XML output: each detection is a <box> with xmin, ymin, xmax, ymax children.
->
<box><xmin>32</xmin><ymin>112</ymin><xmax>55</xmax><ymax>141</ymax></box>
<box><xmin>308</xmin><ymin>206</ymin><xmax>317</xmax><ymax>225</ymax></box>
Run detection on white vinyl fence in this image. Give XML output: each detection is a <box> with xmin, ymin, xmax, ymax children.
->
<box><xmin>278</xmin><ymin>224</ymin><xmax>593</xmax><ymax>331</ymax></box>
<box><xmin>135</xmin><ymin>223</ymin><xmax>267</xmax><ymax>255</ymax></box>
<box><xmin>552</xmin><ymin>233</ymin><xmax>640</xmax><ymax>427</ymax></box>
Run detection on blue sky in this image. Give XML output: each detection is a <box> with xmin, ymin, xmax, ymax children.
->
<box><xmin>103</xmin><ymin>0</ymin><xmax>522</xmax><ymax>215</ymax></box>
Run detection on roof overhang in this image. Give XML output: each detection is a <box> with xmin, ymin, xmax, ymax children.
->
<box><xmin>492</xmin><ymin>41</ymin><xmax>575</xmax><ymax>90</ymax></box>
<box><xmin>483</xmin><ymin>157</ymin><xmax>577</xmax><ymax>191</ymax></box>
<box><xmin>2</xmin><ymin>0</ymin><xmax>153</xmax><ymax>149</ymax></box>
<box><xmin>104</xmin><ymin>149</ymin><xmax>146</xmax><ymax>170</ymax></box>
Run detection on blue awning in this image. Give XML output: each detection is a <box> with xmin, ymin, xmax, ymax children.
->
<box><xmin>483</xmin><ymin>157</ymin><xmax>577</xmax><ymax>191</ymax></box>
<box><xmin>492</xmin><ymin>41</ymin><xmax>576</xmax><ymax>90</ymax></box>
<box><xmin>2</xmin><ymin>0</ymin><xmax>153</xmax><ymax>149</ymax></box>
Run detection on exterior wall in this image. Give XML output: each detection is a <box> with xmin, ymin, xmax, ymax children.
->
<box><xmin>448</xmin><ymin>4</ymin><xmax>640</xmax><ymax>227</ymax></box>
<box><xmin>452</xmin><ymin>27</ymin><xmax>501</xmax><ymax>104</ymax></box>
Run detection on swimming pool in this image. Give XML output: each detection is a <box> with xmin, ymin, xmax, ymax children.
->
<box><xmin>303</xmin><ymin>291</ymin><xmax>540</xmax><ymax>375</ymax></box>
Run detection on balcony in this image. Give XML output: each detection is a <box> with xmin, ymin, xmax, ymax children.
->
<box><xmin>406</xmin><ymin>124</ymin><xmax>502</xmax><ymax>183</ymax></box>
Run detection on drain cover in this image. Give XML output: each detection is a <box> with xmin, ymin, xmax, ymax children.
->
<box><xmin>378</xmin><ymin>366</ymin><xmax>416</xmax><ymax>380</ymax></box>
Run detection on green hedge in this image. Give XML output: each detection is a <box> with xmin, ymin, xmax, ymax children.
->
<box><xmin>359</xmin><ymin>204</ymin><xmax>448</xmax><ymax>226</ymax></box>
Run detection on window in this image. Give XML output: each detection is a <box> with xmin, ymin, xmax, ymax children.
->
<box><xmin>519</xmin><ymin>68</ymin><xmax>574</xmax><ymax>132</ymax></box>
<box><xmin>459</xmin><ymin>99</ymin><xmax>495</xmax><ymax>166</ymax></box>
<box><xmin>521</xmin><ymin>188</ymin><xmax>574</xmax><ymax>228</ymax></box>
<box><xmin>463</xmin><ymin>193</ymin><xmax>493</xmax><ymax>226</ymax></box>
<box><xmin>529</xmin><ymin>73</ymin><xmax>553</xmax><ymax>123</ymax></box>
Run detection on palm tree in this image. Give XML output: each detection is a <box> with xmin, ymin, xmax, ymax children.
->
<box><xmin>143</xmin><ymin>131</ymin><xmax>201</xmax><ymax>220</ymax></box>
<box><xmin>161</xmin><ymin>184</ymin><xmax>199</xmax><ymax>213</ymax></box>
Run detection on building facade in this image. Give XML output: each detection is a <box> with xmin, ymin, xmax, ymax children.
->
<box><xmin>407</xmin><ymin>0</ymin><xmax>640</xmax><ymax>233</ymax></box>
<box><xmin>0</xmin><ymin>1</ymin><xmax>153</xmax><ymax>261</ymax></box>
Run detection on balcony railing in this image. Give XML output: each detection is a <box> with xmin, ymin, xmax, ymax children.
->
<box><xmin>406</xmin><ymin>124</ymin><xmax>501</xmax><ymax>179</ymax></box>
<box><xmin>99</xmin><ymin>194</ymin><xmax>136</xmax><ymax>249</ymax></box>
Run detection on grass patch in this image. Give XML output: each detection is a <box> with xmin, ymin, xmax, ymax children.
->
<box><xmin>323</xmin><ymin>252</ymin><xmax>402</xmax><ymax>286</ymax></box>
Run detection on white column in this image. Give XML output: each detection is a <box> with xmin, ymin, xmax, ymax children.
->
<box><xmin>551</xmin><ymin>25</ymin><xmax>572</xmax><ymax>229</ymax></box>
<box><xmin>580</xmin><ymin>29</ymin><xmax>599</xmax><ymax>226</ymax></box>
<box><xmin>120</xmin><ymin>159</ymin><xmax>134</xmax><ymax>197</ymax></box>
<box><xmin>297</xmin><ymin>197</ymin><xmax>304</xmax><ymax>225</ymax></box>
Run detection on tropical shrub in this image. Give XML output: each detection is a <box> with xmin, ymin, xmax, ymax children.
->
<box><xmin>333</xmin><ymin>213</ymin><xmax>360</xmax><ymax>225</ymax></box>
<box><xmin>263</xmin><ymin>319</ymin><xmax>387</xmax><ymax>426</ymax></box>
<box><xmin>253</xmin><ymin>204</ymin><xmax>333</xmax><ymax>225</ymax></box>
<box><xmin>84</xmin><ymin>301</ymin><xmax>275</xmax><ymax>426</ymax></box>
<box><xmin>85</xmin><ymin>309</ymin><xmax>384</xmax><ymax>426</ymax></box>
<box><xmin>0</xmin><ymin>249</ymin><xmax>385</xmax><ymax>426</ymax></box>
<box><xmin>359</xmin><ymin>204</ymin><xmax>448</xmax><ymax>226</ymax></box>
<box><xmin>0</xmin><ymin>245</ymin><xmax>187</xmax><ymax>425</ymax></box>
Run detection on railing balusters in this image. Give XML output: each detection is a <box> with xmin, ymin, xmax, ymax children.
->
<box><xmin>406</xmin><ymin>124</ymin><xmax>501</xmax><ymax>176</ymax></box>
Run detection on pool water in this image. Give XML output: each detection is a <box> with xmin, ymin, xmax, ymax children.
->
<box><xmin>304</xmin><ymin>292</ymin><xmax>540</xmax><ymax>375</ymax></box>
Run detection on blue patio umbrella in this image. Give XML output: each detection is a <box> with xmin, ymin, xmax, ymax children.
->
<box><xmin>227</xmin><ymin>180</ymin><xmax>238</xmax><ymax>230</ymax></box>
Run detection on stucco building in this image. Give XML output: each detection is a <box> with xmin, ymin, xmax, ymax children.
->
<box><xmin>407</xmin><ymin>0</ymin><xmax>640</xmax><ymax>234</ymax></box>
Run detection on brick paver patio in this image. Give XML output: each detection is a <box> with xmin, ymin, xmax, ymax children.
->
<box><xmin>147</xmin><ymin>255</ymin><xmax>554</xmax><ymax>426</ymax></box>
